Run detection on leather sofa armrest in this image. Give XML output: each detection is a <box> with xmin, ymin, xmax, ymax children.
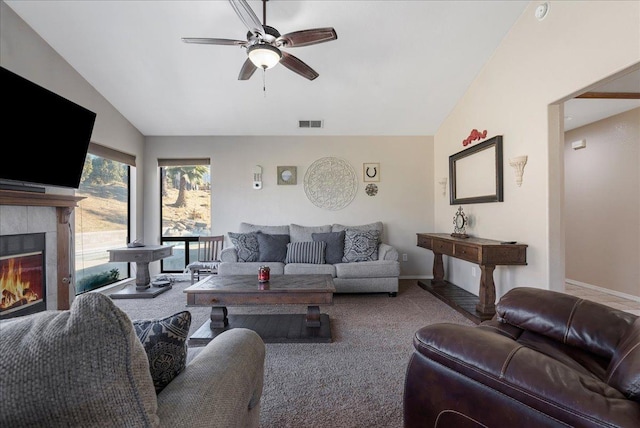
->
<box><xmin>157</xmin><ymin>328</ymin><xmax>265</xmax><ymax>427</ymax></box>
<box><xmin>496</xmin><ymin>287</ymin><xmax>637</xmax><ymax>359</ymax></box>
<box><xmin>378</xmin><ymin>243</ymin><xmax>398</xmax><ymax>261</ymax></box>
<box><xmin>220</xmin><ymin>247</ymin><xmax>238</xmax><ymax>262</ymax></box>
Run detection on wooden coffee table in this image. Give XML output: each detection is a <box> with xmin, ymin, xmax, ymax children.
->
<box><xmin>184</xmin><ymin>274</ymin><xmax>335</xmax><ymax>345</ymax></box>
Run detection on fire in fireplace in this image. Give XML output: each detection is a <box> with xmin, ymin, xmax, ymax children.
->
<box><xmin>0</xmin><ymin>233</ymin><xmax>46</xmax><ymax>319</ymax></box>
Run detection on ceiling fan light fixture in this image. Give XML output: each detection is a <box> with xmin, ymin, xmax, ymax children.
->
<box><xmin>247</xmin><ymin>44</ymin><xmax>282</xmax><ymax>69</ymax></box>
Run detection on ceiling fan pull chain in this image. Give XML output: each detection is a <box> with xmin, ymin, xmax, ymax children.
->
<box><xmin>262</xmin><ymin>67</ymin><xmax>267</xmax><ymax>96</ymax></box>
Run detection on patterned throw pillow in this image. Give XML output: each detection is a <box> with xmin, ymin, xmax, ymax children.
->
<box><xmin>285</xmin><ymin>241</ymin><xmax>326</xmax><ymax>264</ymax></box>
<box><xmin>228</xmin><ymin>231</ymin><xmax>259</xmax><ymax>262</ymax></box>
<box><xmin>342</xmin><ymin>229</ymin><xmax>381</xmax><ymax>262</ymax></box>
<box><xmin>312</xmin><ymin>231</ymin><xmax>345</xmax><ymax>264</ymax></box>
<box><xmin>133</xmin><ymin>311</ymin><xmax>192</xmax><ymax>394</ymax></box>
<box><xmin>257</xmin><ymin>232</ymin><xmax>290</xmax><ymax>262</ymax></box>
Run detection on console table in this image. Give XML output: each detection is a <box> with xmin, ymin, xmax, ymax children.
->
<box><xmin>108</xmin><ymin>245</ymin><xmax>173</xmax><ymax>299</ymax></box>
<box><xmin>417</xmin><ymin>233</ymin><xmax>527</xmax><ymax>321</ymax></box>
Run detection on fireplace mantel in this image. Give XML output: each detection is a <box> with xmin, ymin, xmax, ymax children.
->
<box><xmin>0</xmin><ymin>189</ymin><xmax>85</xmax><ymax>310</ymax></box>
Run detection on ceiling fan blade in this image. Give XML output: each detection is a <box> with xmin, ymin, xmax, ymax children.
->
<box><xmin>280</xmin><ymin>51</ymin><xmax>319</xmax><ymax>81</ymax></box>
<box><xmin>228</xmin><ymin>0</ymin><xmax>264</xmax><ymax>37</ymax></box>
<box><xmin>238</xmin><ymin>57</ymin><xmax>257</xmax><ymax>80</ymax></box>
<box><xmin>181</xmin><ymin>37</ymin><xmax>247</xmax><ymax>46</ymax></box>
<box><xmin>277</xmin><ymin>27</ymin><xmax>337</xmax><ymax>47</ymax></box>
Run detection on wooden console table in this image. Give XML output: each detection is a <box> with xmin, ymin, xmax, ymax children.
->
<box><xmin>417</xmin><ymin>233</ymin><xmax>527</xmax><ymax>321</ymax></box>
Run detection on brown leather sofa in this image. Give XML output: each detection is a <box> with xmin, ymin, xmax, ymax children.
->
<box><xmin>403</xmin><ymin>287</ymin><xmax>640</xmax><ymax>427</ymax></box>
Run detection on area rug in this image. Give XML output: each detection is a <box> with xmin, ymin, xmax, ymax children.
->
<box><xmin>113</xmin><ymin>278</ymin><xmax>474</xmax><ymax>428</ymax></box>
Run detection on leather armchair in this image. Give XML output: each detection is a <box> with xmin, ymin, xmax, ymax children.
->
<box><xmin>403</xmin><ymin>287</ymin><xmax>640</xmax><ymax>427</ymax></box>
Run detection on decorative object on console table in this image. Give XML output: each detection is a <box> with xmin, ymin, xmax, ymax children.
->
<box><xmin>451</xmin><ymin>206</ymin><xmax>469</xmax><ymax>238</ymax></box>
<box><xmin>416</xmin><ymin>233</ymin><xmax>527</xmax><ymax>323</ymax></box>
<box><xmin>108</xmin><ymin>245</ymin><xmax>173</xmax><ymax>299</ymax></box>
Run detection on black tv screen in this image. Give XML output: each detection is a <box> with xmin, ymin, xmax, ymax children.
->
<box><xmin>1</xmin><ymin>66</ymin><xmax>96</xmax><ymax>190</ymax></box>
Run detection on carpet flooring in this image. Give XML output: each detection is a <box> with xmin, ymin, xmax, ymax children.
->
<box><xmin>112</xmin><ymin>278</ymin><xmax>474</xmax><ymax>428</ymax></box>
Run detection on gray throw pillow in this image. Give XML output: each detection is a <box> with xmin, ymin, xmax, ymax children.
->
<box><xmin>133</xmin><ymin>311</ymin><xmax>192</xmax><ymax>394</ymax></box>
<box><xmin>342</xmin><ymin>229</ymin><xmax>381</xmax><ymax>262</ymax></box>
<box><xmin>312</xmin><ymin>231</ymin><xmax>345</xmax><ymax>264</ymax></box>
<box><xmin>228</xmin><ymin>231</ymin><xmax>259</xmax><ymax>262</ymax></box>
<box><xmin>256</xmin><ymin>232</ymin><xmax>290</xmax><ymax>262</ymax></box>
<box><xmin>285</xmin><ymin>241</ymin><xmax>326</xmax><ymax>264</ymax></box>
<box><xmin>0</xmin><ymin>293</ymin><xmax>159</xmax><ymax>427</ymax></box>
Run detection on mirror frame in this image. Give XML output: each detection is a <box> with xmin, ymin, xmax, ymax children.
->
<box><xmin>449</xmin><ymin>135</ymin><xmax>503</xmax><ymax>205</ymax></box>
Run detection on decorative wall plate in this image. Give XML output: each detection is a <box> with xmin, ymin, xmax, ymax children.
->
<box><xmin>365</xmin><ymin>183</ymin><xmax>378</xmax><ymax>196</ymax></box>
<box><xmin>277</xmin><ymin>166</ymin><xmax>297</xmax><ymax>185</ymax></box>
<box><xmin>304</xmin><ymin>157</ymin><xmax>357</xmax><ymax>210</ymax></box>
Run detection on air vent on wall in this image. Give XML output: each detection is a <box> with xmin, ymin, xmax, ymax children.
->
<box><xmin>299</xmin><ymin>120</ymin><xmax>324</xmax><ymax>128</ymax></box>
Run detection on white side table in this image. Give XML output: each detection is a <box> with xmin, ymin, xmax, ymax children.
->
<box><xmin>108</xmin><ymin>245</ymin><xmax>173</xmax><ymax>299</ymax></box>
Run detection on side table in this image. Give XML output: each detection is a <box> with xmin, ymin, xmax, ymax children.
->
<box><xmin>108</xmin><ymin>245</ymin><xmax>173</xmax><ymax>299</ymax></box>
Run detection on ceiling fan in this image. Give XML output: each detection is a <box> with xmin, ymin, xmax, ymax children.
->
<box><xmin>182</xmin><ymin>0</ymin><xmax>337</xmax><ymax>81</ymax></box>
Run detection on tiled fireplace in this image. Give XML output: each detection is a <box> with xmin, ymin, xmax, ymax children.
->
<box><xmin>0</xmin><ymin>190</ymin><xmax>83</xmax><ymax>314</ymax></box>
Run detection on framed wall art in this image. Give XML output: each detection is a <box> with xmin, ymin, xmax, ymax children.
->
<box><xmin>363</xmin><ymin>163</ymin><xmax>380</xmax><ymax>182</ymax></box>
<box><xmin>277</xmin><ymin>166</ymin><xmax>297</xmax><ymax>185</ymax></box>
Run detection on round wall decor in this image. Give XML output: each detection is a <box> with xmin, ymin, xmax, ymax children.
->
<box><xmin>304</xmin><ymin>157</ymin><xmax>358</xmax><ymax>210</ymax></box>
<box><xmin>365</xmin><ymin>183</ymin><xmax>378</xmax><ymax>196</ymax></box>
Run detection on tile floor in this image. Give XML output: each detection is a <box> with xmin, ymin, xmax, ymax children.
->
<box><xmin>564</xmin><ymin>283</ymin><xmax>640</xmax><ymax>316</ymax></box>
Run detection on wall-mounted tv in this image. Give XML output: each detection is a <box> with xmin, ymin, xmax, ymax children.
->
<box><xmin>0</xmin><ymin>66</ymin><xmax>97</xmax><ymax>191</ymax></box>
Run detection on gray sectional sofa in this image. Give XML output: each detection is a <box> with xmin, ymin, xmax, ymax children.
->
<box><xmin>219</xmin><ymin>222</ymin><xmax>400</xmax><ymax>296</ymax></box>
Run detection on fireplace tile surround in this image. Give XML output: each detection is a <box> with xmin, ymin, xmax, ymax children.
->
<box><xmin>0</xmin><ymin>189</ymin><xmax>84</xmax><ymax>312</ymax></box>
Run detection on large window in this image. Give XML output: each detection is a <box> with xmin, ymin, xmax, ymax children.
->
<box><xmin>159</xmin><ymin>159</ymin><xmax>211</xmax><ymax>272</ymax></box>
<box><xmin>74</xmin><ymin>144</ymin><xmax>133</xmax><ymax>294</ymax></box>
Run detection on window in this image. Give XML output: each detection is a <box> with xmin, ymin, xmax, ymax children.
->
<box><xmin>74</xmin><ymin>144</ymin><xmax>134</xmax><ymax>294</ymax></box>
<box><xmin>159</xmin><ymin>159</ymin><xmax>211</xmax><ymax>273</ymax></box>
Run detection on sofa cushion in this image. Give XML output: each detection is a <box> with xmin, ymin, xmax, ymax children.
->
<box><xmin>256</xmin><ymin>232</ymin><xmax>290</xmax><ymax>263</ymax></box>
<box><xmin>312</xmin><ymin>231</ymin><xmax>345</xmax><ymax>264</ymax></box>
<box><xmin>290</xmin><ymin>224</ymin><xmax>332</xmax><ymax>243</ymax></box>
<box><xmin>133</xmin><ymin>311</ymin><xmax>192</xmax><ymax>394</ymax></box>
<box><xmin>285</xmin><ymin>241</ymin><xmax>326</xmax><ymax>264</ymax></box>
<box><xmin>335</xmin><ymin>260</ymin><xmax>400</xmax><ymax>279</ymax></box>
<box><xmin>332</xmin><ymin>221</ymin><xmax>383</xmax><ymax>234</ymax></box>
<box><xmin>284</xmin><ymin>263</ymin><xmax>336</xmax><ymax>277</ymax></box>
<box><xmin>219</xmin><ymin>261</ymin><xmax>285</xmax><ymax>275</ymax></box>
<box><xmin>342</xmin><ymin>229</ymin><xmax>381</xmax><ymax>262</ymax></box>
<box><xmin>239</xmin><ymin>222</ymin><xmax>290</xmax><ymax>235</ymax></box>
<box><xmin>0</xmin><ymin>293</ymin><xmax>159</xmax><ymax>427</ymax></box>
<box><xmin>606</xmin><ymin>317</ymin><xmax>640</xmax><ymax>402</ymax></box>
<box><xmin>228</xmin><ymin>231</ymin><xmax>259</xmax><ymax>262</ymax></box>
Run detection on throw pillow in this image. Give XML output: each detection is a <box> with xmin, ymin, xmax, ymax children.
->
<box><xmin>312</xmin><ymin>231</ymin><xmax>345</xmax><ymax>264</ymax></box>
<box><xmin>0</xmin><ymin>293</ymin><xmax>159</xmax><ymax>427</ymax></box>
<box><xmin>256</xmin><ymin>232</ymin><xmax>290</xmax><ymax>262</ymax></box>
<box><xmin>342</xmin><ymin>229</ymin><xmax>381</xmax><ymax>262</ymax></box>
<box><xmin>228</xmin><ymin>231</ymin><xmax>259</xmax><ymax>262</ymax></box>
<box><xmin>133</xmin><ymin>311</ymin><xmax>192</xmax><ymax>394</ymax></box>
<box><xmin>284</xmin><ymin>241</ymin><xmax>326</xmax><ymax>264</ymax></box>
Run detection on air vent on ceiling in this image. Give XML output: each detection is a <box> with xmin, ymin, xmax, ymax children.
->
<box><xmin>299</xmin><ymin>120</ymin><xmax>324</xmax><ymax>129</ymax></box>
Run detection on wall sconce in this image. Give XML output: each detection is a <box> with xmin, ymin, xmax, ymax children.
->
<box><xmin>253</xmin><ymin>165</ymin><xmax>263</xmax><ymax>190</ymax></box>
<box><xmin>509</xmin><ymin>156</ymin><xmax>528</xmax><ymax>187</ymax></box>
<box><xmin>437</xmin><ymin>177</ymin><xmax>448</xmax><ymax>196</ymax></box>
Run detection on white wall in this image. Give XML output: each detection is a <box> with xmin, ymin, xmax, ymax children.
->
<box><xmin>434</xmin><ymin>1</ymin><xmax>640</xmax><ymax>298</ymax></box>
<box><xmin>143</xmin><ymin>136</ymin><xmax>434</xmax><ymax>277</ymax></box>
<box><xmin>565</xmin><ymin>108</ymin><xmax>639</xmax><ymax>297</ymax></box>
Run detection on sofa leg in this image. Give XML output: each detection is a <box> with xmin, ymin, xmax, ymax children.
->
<box><xmin>388</xmin><ymin>292</ymin><xmax>397</xmax><ymax>297</ymax></box>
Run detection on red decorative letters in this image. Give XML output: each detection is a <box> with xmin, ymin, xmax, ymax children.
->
<box><xmin>462</xmin><ymin>129</ymin><xmax>487</xmax><ymax>146</ymax></box>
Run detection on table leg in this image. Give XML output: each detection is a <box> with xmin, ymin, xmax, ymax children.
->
<box><xmin>476</xmin><ymin>264</ymin><xmax>496</xmax><ymax>315</ymax></box>
<box><xmin>306</xmin><ymin>306</ymin><xmax>321</xmax><ymax>327</ymax></box>
<box><xmin>210</xmin><ymin>307</ymin><xmax>229</xmax><ymax>328</ymax></box>
<box><xmin>135</xmin><ymin>261</ymin><xmax>151</xmax><ymax>290</ymax></box>
<box><xmin>431</xmin><ymin>252</ymin><xmax>445</xmax><ymax>284</ymax></box>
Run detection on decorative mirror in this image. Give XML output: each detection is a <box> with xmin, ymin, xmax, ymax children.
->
<box><xmin>277</xmin><ymin>166</ymin><xmax>297</xmax><ymax>185</ymax></box>
<box><xmin>449</xmin><ymin>135</ymin><xmax>503</xmax><ymax>205</ymax></box>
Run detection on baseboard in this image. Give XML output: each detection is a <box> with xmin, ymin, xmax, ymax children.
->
<box><xmin>566</xmin><ymin>278</ymin><xmax>640</xmax><ymax>303</ymax></box>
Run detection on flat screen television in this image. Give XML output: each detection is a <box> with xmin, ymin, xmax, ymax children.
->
<box><xmin>0</xmin><ymin>66</ymin><xmax>97</xmax><ymax>191</ymax></box>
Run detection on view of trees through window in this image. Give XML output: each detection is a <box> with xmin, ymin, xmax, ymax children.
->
<box><xmin>74</xmin><ymin>154</ymin><xmax>129</xmax><ymax>294</ymax></box>
<box><xmin>160</xmin><ymin>164</ymin><xmax>211</xmax><ymax>272</ymax></box>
